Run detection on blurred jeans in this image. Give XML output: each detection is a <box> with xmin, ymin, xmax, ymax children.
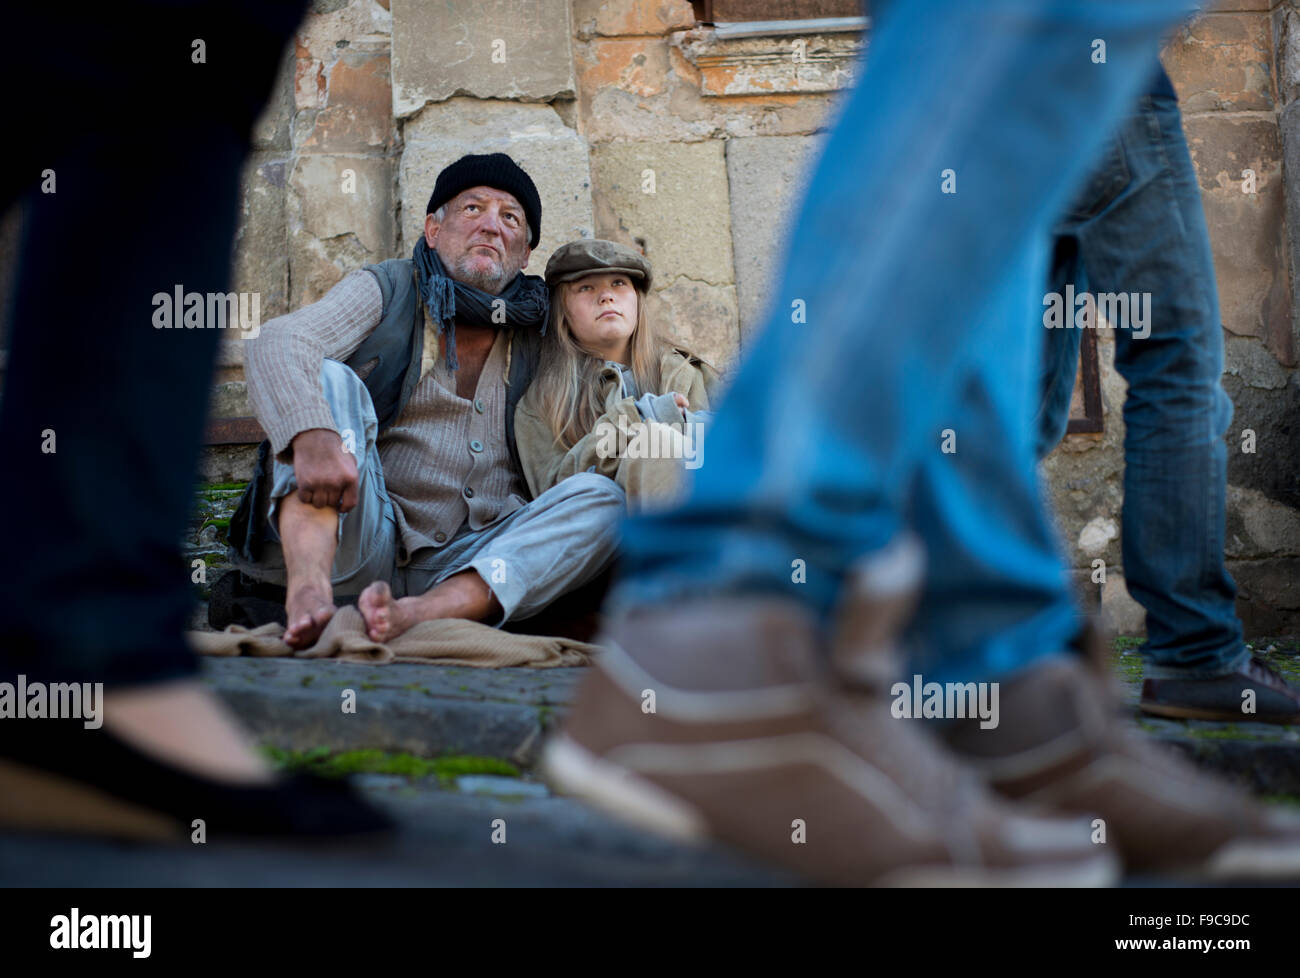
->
<box><xmin>1035</xmin><ymin>90</ymin><xmax>1244</xmax><ymax>678</ymax></box>
<box><xmin>610</xmin><ymin>0</ymin><xmax>1200</xmax><ymax>685</ymax></box>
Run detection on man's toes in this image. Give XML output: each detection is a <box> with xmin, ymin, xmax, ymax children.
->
<box><xmin>284</xmin><ymin>604</ymin><xmax>334</xmax><ymax>649</ymax></box>
<box><xmin>359</xmin><ymin>584</ymin><xmax>393</xmax><ymax>642</ymax></box>
<box><xmin>284</xmin><ymin>617</ymin><xmax>311</xmax><ymax>648</ymax></box>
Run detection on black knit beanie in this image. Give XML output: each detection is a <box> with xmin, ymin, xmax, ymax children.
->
<box><xmin>425</xmin><ymin>153</ymin><xmax>542</xmax><ymax>248</ymax></box>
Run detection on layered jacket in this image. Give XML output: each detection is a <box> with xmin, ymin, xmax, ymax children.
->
<box><xmin>514</xmin><ymin>348</ymin><xmax>721</xmax><ymax>500</ymax></box>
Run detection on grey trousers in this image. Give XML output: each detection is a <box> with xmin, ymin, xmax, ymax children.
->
<box><xmin>240</xmin><ymin>360</ymin><xmax>626</xmax><ymax>625</ymax></box>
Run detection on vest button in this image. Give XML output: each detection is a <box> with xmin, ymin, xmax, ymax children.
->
<box><xmin>463</xmin><ymin>486</ymin><xmax>475</xmax><ymax>498</ymax></box>
<box><xmin>469</xmin><ymin>439</ymin><xmax>483</xmax><ymax>453</ymax></box>
<box><xmin>474</xmin><ymin>398</ymin><xmax>485</xmax><ymax>413</ymax></box>
<box><xmin>434</xmin><ymin>531</ymin><xmax>447</xmax><ymax>543</ymax></box>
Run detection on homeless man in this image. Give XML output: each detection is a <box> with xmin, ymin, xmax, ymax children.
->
<box><xmin>231</xmin><ymin>153</ymin><xmax>624</xmax><ymax>649</ymax></box>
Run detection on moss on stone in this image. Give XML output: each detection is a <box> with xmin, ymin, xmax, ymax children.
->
<box><xmin>1181</xmin><ymin>723</ymin><xmax>1284</xmax><ymax>743</ymax></box>
<box><xmin>198</xmin><ymin>481</ymin><xmax>250</xmax><ymax>493</ymax></box>
<box><xmin>1109</xmin><ymin>649</ymin><xmax>1144</xmax><ymax>684</ymax></box>
<box><xmin>1260</xmin><ymin>794</ymin><xmax>1300</xmax><ymax>808</ymax></box>
<box><xmin>260</xmin><ymin>745</ymin><xmax>519</xmax><ymax>785</ymax></box>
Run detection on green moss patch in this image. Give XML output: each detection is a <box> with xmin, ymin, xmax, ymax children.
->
<box><xmin>261</xmin><ymin>746</ymin><xmax>519</xmax><ymax>786</ymax></box>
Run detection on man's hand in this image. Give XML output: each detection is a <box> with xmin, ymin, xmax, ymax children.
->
<box><xmin>290</xmin><ymin>428</ymin><xmax>359</xmax><ymax>511</ymax></box>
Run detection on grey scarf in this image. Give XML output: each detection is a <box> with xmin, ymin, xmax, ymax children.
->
<box><xmin>413</xmin><ymin>238</ymin><xmax>549</xmax><ymax>371</ymax></box>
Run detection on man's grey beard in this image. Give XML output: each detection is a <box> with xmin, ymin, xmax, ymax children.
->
<box><xmin>451</xmin><ymin>252</ymin><xmax>522</xmax><ymax>294</ymax></box>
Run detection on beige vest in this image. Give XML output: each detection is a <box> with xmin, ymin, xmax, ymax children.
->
<box><xmin>378</xmin><ymin>328</ymin><xmax>527</xmax><ymax>563</ymax></box>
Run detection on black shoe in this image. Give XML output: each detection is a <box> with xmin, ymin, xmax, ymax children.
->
<box><xmin>0</xmin><ymin>716</ymin><xmax>394</xmax><ymax>842</ymax></box>
<box><xmin>1140</xmin><ymin>655</ymin><xmax>1300</xmax><ymax>724</ymax></box>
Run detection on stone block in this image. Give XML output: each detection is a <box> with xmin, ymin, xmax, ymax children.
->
<box><xmin>1274</xmin><ymin>4</ymin><xmax>1300</xmax><ymax>106</ymax></box>
<box><xmin>673</xmin><ymin>29</ymin><xmax>861</xmax><ymax>98</ymax></box>
<box><xmin>576</xmin><ymin>37</ymin><xmax>671</xmax><ymax>99</ymax></box>
<box><xmin>296</xmin><ymin>0</ymin><xmax>392</xmax><ymax>65</ymax></box>
<box><xmin>1222</xmin><ymin>373</ymin><xmax>1300</xmax><ymax>513</ymax></box>
<box><xmin>291</xmin><ymin>154</ymin><xmax>393</xmax><ymax>254</ymax></box>
<box><xmin>1225</xmin><ymin>484</ymin><xmax>1300</xmax><ymax>557</ymax></box>
<box><xmin>574</xmin><ymin>37</ymin><xmax>840</xmax><ymax>144</ymax></box>
<box><xmin>197</xmin><ymin>445</ymin><xmax>258</xmax><ymax>484</ymax></box>
<box><xmin>298</xmin><ymin>48</ymin><xmax>393</xmax><ymax>153</ymax></box>
<box><xmin>399</xmin><ymin>98</ymin><xmax>594</xmax><ymax>277</ymax></box>
<box><xmin>1184</xmin><ymin>114</ymin><xmax>1294</xmax><ymax>366</ymax></box>
<box><xmin>232</xmin><ymin>153</ymin><xmax>290</xmax><ymax>316</ymax></box>
<box><xmin>391</xmin><ymin>0</ymin><xmax>574</xmax><ymax>117</ymax></box>
<box><xmin>1163</xmin><ymin>12</ymin><xmax>1274</xmax><ymax>112</ymax></box>
<box><xmin>1207</xmin><ymin>0</ymin><xmax>1272</xmax><ymax>11</ymax></box>
<box><xmin>1231</xmin><ymin>557</ymin><xmax>1300</xmax><ymax>636</ymax></box>
<box><xmin>725</xmin><ymin>134</ymin><xmax>824</xmax><ymax>336</ymax></box>
<box><xmin>572</xmin><ymin>0</ymin><xmax>696</xmax><ymax>38</ymax></box>
<box><xmin>1100</xmin><ymin>572</ymin><xmax>1147</xmax><ymax>637</ymax></box>
<box><xmin>208</xmin><ymin>381</ymin><xmax>251</xmax><ymax>418</ymax></box>
<box><xmin>1224</xmin><ymin>335</ymin><xmax>1290</xmax><ymax>390</ymax></box>
<box><xmin>288</xmin><ymin>155</ymin><xmax>394</xmax><ymax>306</ymax></box>
<box><xmin>590</xmin><ymin>139</ymin><xmax>734</xmax><ymax>288</ymax></box>
<box><xmin>1280</xmin><ymin>99</ymin><xmax>1300</xmax><ymax>360</ymax></box>
<box><xmin>224</xmin><ymin>152</ymin><xmax>290</xmax><ymax>369</ymax></box>
<box><xmin>296</xmin><ymin>49</ymin><xmax>328</xmax><ymax>112</ymax></box>
<box><xmin>645</xmin><ymin>279</ymin><xmax>739</xmax><ymax>370</ymax></box>
<box><xmin>251</xmin><ymin>37</ymin><xmax>297</xmax><ymax>151</ymax></box>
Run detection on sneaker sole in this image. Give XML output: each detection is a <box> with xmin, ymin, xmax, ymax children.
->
<box><xmin>542</xmin><ymin>734</ymin><xmax>710</xmax><ymax>843</ymax></box>
<box><xmin>1201</xmin><ymin>838</ymin><xmax>1300</xmax><ymax>881</ymax></box>
<box><xmin>543</xmin><ymin>734</ymin><xmax>1119</xmax><ymax>887</ymax></box>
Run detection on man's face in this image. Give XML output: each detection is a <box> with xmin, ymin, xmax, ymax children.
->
<box><xmin>424</xmin><ymin>186</ymin><xmax>531</xmax><ymax>294</ymax></box>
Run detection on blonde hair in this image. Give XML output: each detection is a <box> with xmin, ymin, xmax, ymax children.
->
<box><xmin>533</xmin><ymin>280</ymin><xmax>674</xmax><ymax>450</ymax></box>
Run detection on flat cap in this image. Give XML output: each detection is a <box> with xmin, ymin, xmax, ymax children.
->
<box><xmin>544</xmin><ymin>238</ymin><xmax>653</xmax><ymax>290</ymax></box>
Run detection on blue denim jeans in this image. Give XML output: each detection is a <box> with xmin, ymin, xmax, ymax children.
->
<box><xmin>1035</xmin><ymin>93</ymin><xmax>1244</xmax><ymax>678</ymax></box>
<box><xmin>610</xmin><ymin>0</ymin><xmax>1200</xmax><ymax>686</ymax></box>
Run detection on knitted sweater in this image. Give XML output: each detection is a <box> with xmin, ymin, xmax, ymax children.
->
<box><xmin>244</xmin><ymin>269</ymin><xmax>528</xmax><ymax>561</ymax></box>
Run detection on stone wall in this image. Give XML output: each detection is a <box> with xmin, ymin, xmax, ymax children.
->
<box><xmin>212</xmin><ymin>0</ymin><xmax>1300</xmax><ymax>634</ymax></box>
<box><xmin>4</xmin><ymin>0</ymin><xmax>1295</xmax><ymax>633</ymax></box>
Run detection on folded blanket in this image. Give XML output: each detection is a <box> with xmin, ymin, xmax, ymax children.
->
<box><xmin>188</xmin><ymin>605</ymin><xmax>599</xmax><ymax>668</ymax></box>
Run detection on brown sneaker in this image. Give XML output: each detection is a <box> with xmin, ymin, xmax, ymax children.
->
<box><xmin>942</xmin><ymin>651</ymin><xmax>1300</xmax><ymax>879</ymax></box>
<box><xmin>544</xmin><ymin>545</ymin><xmax>1116</xmax><ymax>886</ymax></box>
<box><xmin>1140</xmin><ymin>655</ymin><xmax>1300</xmax><ymax>724</ymax></box>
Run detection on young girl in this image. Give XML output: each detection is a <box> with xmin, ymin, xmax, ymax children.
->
<box><xmin>515</xmin><ymin>239</ymin><xmax>720</xmax><ymax>512</ymax></box>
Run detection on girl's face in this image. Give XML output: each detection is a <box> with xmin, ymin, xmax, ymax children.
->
<box><xmin>562</xmin><ymin>271</ymin><xmax>639</xmax><ymax>364</ymax></box>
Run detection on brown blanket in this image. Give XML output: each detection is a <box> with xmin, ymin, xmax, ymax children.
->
<box><xmin>187</xmin><ymin>605</ymin><xmax>600</xmax><ymax>668</ymax></box>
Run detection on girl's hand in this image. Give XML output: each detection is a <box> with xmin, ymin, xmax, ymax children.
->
<box><xmin>673</xmin><ymin>393</ymin><xmax>689</xmax><ymax>411</ymax></box>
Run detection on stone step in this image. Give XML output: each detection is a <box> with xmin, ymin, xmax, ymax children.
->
<box><xmin>204</xmin><ymin>649</ymin><xmax>1300</xmax><ymax>797</ymax></box>
<box><xmin>203</xmin><ymin>656</ymin><xmax>580</xmax><ymax>768</ymax></box>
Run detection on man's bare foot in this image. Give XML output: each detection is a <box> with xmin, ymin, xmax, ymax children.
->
<box><xmin>359</xmin><ymin>581</ymin><xmax>408</xmax><ymax>643</ymax></box>
<box><xmin>105</xmin><ymin>681</ymin><xmax>275</xmax><ymax>784</ymax></box>
<box><xmin>284</xmin><ymin>576</ymin><xmax>336</xmax><ymax>650</ymax></box>
<box><xmin>359</xmin><ymin>571</ymin><xmax>501</xmax><ymax>643</ymax></box>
